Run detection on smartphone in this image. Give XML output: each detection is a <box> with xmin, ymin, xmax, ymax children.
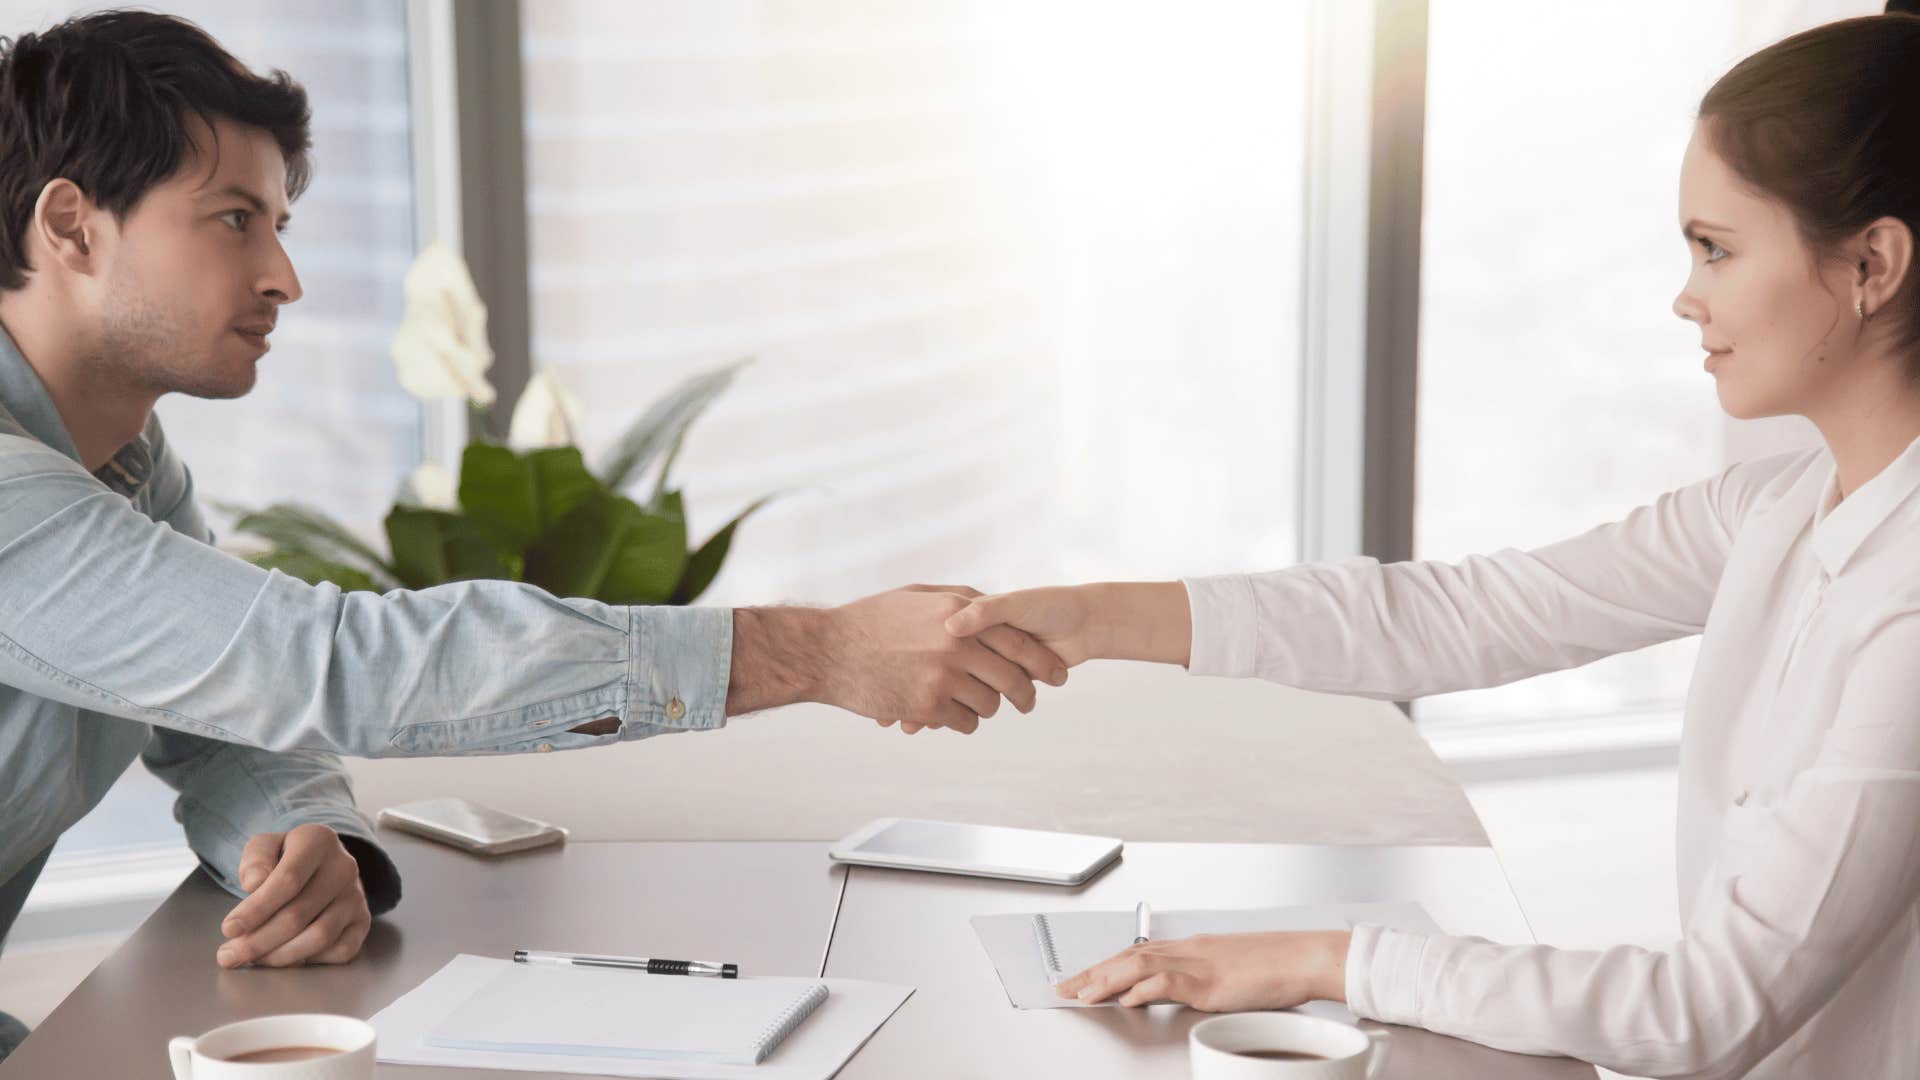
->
<box><xmin>375</xmin><ymin>797</ymin><xmax>568</xmax><ymax>856</ymax></box>
<box><xmin>828</xmin><ymin>818</ymin><xmax>1122</xmax><ymax>885</ymax></box>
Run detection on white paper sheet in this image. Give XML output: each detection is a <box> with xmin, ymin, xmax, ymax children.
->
<box><xmin>370</xmin><ymin>956</ymin><xmax>912</xmax><ymax>1079</ymax></box>
<box><xmin>428</xmin><ymin>963</ymin><xmax>828</xmax><ymax>1064</ymax></box>
<box><xmin>971</xmin><ymin>901</ymin><xmax>1443</xmax><ymax>1012</ymax></box>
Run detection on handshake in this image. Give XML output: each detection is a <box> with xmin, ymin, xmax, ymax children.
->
<box><xmin>725</xmin><ymin>581</ymin><xmax>1194</xmax><ymax>734</ymax></box>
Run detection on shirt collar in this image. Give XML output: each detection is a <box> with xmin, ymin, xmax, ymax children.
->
<box><xmin>0</xmin><ymin>321</ymin><xmax>153</xmax><ymax>498</ymax></box>
<box><xmin>1810</xmin><ymin>432</ymin><xmax>1920</xmax><ymax>577</ymax></box>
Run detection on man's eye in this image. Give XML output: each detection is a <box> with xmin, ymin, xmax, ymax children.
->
<box><xmin>220</xmin><ymin>209</ymin><xmax>249</xmax><ymax>231</ymax></box>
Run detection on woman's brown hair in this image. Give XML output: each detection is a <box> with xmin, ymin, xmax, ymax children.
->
<box><xmin>1698</xmin><ymin>3</ymin><xmax>1920</xmax><ymax>356</ymax></box>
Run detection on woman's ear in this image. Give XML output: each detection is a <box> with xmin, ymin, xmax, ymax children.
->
<box><xmin>1856</xmin><ymin>215</ymin><xmax>1913</xmax><ymax>320</ymax></box>
<box><xmin>30</xmin><ymin>178</ymin><xmax>98</xmax><ymax>277</ymax></box>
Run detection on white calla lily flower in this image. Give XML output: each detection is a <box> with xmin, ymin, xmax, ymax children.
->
<box><xmin>402</xmin><ymin>461</ymin><xmax>460</xmax><ymax>511</ymax></box>
<box><xmin>507</xmin><ymin>368</ymin><xmax>584</xmax><ymax>450</ymax></box>
<box><xmin>391</xmin><ymin>241</ymin><xmax>496</xmax><ymax>406</ymax></box>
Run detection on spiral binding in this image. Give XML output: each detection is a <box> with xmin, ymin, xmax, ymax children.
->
<box><xmin>750</xmin><ymin>982</ymin><xmax>829</xmax><ymax>1063</ymax></box>
<box><xmin>1032</xmin><ymin>914</ymin><xmax>1065</xmax><ymax>982</ymax></box>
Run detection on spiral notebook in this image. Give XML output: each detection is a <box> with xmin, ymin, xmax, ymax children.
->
<box><xmin>426</xmin><ymin>962</ymin><xmax>827</xmax><ymax>1065</ymax></box>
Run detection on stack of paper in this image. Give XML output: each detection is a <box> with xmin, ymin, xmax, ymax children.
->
<box><xmin>370</xmin><ymin>955</ymin><xmax>912</xmax><ymax>1079</ymax></box>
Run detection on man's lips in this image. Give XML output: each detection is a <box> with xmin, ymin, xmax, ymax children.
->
<box><xmin>234</xmin><ymin>324</ymin><xmax>273</xmax><ymax>352</ymax></box>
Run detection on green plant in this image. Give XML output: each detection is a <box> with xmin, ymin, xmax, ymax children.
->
<box><xmin>233</xmin><ymin>361</ymin><xmax>768</xmax><ymax>604</ymax></box>
<box><xmin>230</xmin><ymin>244</ymin><xmax>770</xmax><ymax>604</ymax></box>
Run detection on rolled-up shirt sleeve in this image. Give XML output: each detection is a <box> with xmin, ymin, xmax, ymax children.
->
<box><xmin>1340</xmin><ymin>609</ymin><xmax>1920</xmax><ymax>1080</ymax></box>
<box><xmin>0</xmin><ymin>440</ymin><xmax>732</xmax><ymax>758</ymax></box>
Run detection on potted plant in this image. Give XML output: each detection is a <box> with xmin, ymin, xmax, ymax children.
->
<box><xmin>230</xmin><ymin>243</ymin><xmax>769</xmax><ymax>605</ymax></box>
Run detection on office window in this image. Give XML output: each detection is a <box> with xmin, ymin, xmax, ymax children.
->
<box><xmin>148</xmin><ymin>0</ymin><xmax>423</xmax><ymax>536</ymax></box>
<box><xmin>6</xmin><ymin>0</ymin><xmax>423</xmax><ymax>859</ymax></box>
<box><xmin>520</xmin><ymin>0</ymin><xmax>1310</xmax><ymax>604</ymax></box>
<box><xmin>1413</xmin><ymin>0</ymin><xmax>1876</xmax><ymax>746</ymax></box>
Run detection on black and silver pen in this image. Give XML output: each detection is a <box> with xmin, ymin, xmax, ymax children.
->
<box><xmin>513</xmin><ymin>948</ymin><xmax>739</xmax><ymax>978</ymax></box>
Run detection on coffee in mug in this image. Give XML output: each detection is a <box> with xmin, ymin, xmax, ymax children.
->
<box><xmin>216</xmin><ymin>1046</ymin><xmax>344</xmax><ymax>1063</ymax></box>
<box><xmin>168</xmin><ymin>1013</ymin><xmax>374</xmax><ymax>1079</ymax></box>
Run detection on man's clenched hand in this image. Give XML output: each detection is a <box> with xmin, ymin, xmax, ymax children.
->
<box><xmin>217</xmin><ymin>823</ymin><xmax>371</xmax><ymax>969</ymax></box>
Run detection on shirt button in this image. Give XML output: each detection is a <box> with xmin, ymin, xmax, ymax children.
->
<box><xmin>666</xmin><ymin>698</ymin><xmax>687</xmax><ymax>722</ymax></box>
<box><xmin>1732</xmin><ymin>789</ymin><xmax>1748</xmax><ymax>807</ymax></box>
<box><xmin>535</xmin><ymin>742</ymin><xmax>554</xmax><ymax>753</ymax></box>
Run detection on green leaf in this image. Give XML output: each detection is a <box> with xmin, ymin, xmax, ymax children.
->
<box><xmin>670</xmin><ymin>495</ymin><xmax>774</xmax><ymax>604</ymax></box>
<box><xmin>523</xmin><ymin>491</ymin><xmax>687</xmax><ymax>604</ymax></box>
<box><xmin>457</xmin><ymin>444</ymin><xmax>604</xmax><ymax>553</ymax></box>
<box><xmin>384</xmin><ymin>507</ymin><xmax>517</xmax><ymax>587</ymax></box>
<box><xmin>225</xmin><ymin>503</ymin><xmax>399</xmax><ymax>588</ymax></box>
<box><xmin>527</xmin><ymin>448</ymin><xmax>604</xmax><ymax>529</ymax></box>
<box><xmin>456</xmin><ymin>444</ymin><xmax>538</xmax><ymax>550</ymax></box>
<box><xmin>596</xmin><ymin>359</ymin><xmax>748</xmax><ymax>493</ymax></box>
<box><xmin>248</xmin><ymin>550</ymin><xmax>382</xmax><ymax>593</ymax></box>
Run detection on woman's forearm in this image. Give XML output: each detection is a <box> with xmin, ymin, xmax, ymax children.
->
<box><xmin>1085</xmin><ymin>581</ymin><xmax>1193</xmax><ymax>666</ymax></box>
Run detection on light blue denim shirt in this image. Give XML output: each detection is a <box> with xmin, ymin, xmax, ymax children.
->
<box><xmin>0</xmin><ymin>327</ymin><xmax>733</xmax><ymax>945</ymax></box>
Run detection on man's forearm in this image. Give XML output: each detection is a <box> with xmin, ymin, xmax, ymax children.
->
<box><xmin>726</xmin><ymin>607</ymin><xmax>838</xmax><ymax>715</ymax></box>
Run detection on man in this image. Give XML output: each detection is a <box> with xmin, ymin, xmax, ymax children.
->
<box><xmin>0</xmin><ymin>11</ymin><xmax>1065</xmax><ymax>1058</ymax></box>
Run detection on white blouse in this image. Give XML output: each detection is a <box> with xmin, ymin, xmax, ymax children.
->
<box><xmin>1184</xmin><ymin>437</ymin><xmax>1920</xmax><ymax>1080</ymax></box>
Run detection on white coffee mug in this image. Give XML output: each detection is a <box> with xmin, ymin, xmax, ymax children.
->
<box><xmin>168</xmin><ymin>1013</ymin><xmax>375</xmax><ymax>1080</ymax></box>
<box><xmin>1190</xmin><ymin>1012</ymin><xmax>1390</xmax><ymax>1079</ymax></box>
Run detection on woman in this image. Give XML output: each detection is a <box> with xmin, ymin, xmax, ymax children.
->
<box><xmin>945</xmin><ymin>11</ymin><xmax>1920</xmax><ymax>1079</ymax></box>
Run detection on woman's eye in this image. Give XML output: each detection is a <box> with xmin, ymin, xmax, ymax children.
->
<box><xmin>1696</xmin><ymin>236</ymin><xmax>1727</xmax><ymax>263</ymax></box>
<box><xmin>220</xmin><ymin>209</ymin><xmax>249</xmax><ymax>231</ymax></box>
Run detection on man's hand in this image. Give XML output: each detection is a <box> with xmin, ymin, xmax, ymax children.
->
<box><xmin>1055</xmin><ymin>930</ymin><xmax>1352</xmax><ymax>1011</ymax></box>
<box><xmin>862</xmin><ymin>586</ymin><xmax>1070</xmax><ymax>733</ymax></box>
<box><xmin>217</xmin><ymin>824</ymin><xmax>371</xmax><ymax>969</ymax></box>
<box><xmin>727</xmin><ymin>586</ymin><xmax>1068</xmax><ymax>733</ymax></box>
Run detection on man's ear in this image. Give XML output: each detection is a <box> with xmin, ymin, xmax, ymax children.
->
<box><xmin>31</xmin><ymin>178</ymin><xmax>100</xmax><ymax>277</ymax></box>
<box><xmin>1856</xmin><ymin>215</ymin><xmax>1913</xmax><ymax>320</ymax></box>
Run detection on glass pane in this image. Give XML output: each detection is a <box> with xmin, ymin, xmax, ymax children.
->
<box><xmin>520</xmin><ymin>0</ymin><xmax>1306</xmax><ymax>604</ymax></box>
<box><xmin>0</xmin><ymin>0</ymin><xmax>421</xmax><ymax>857</ymax></box>
<box><xmin>1414</xmin><ymin>0</ymin><xmax>1879</xmax><ymax>732</ymax></box>
<box><xmin>148</xmin><ymin>0</ymin><xmax>422</xmax><ymax>538</ymax></box>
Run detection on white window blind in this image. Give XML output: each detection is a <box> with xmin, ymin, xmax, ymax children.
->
<box><xmin>520</xmin><ymin>0</ymin><xmax>1310</xmax><ymax>605</ymax></box>
<box><xmin>1413</xmin><ymin>0</ymin><xmax>1875</xmax><ymax>745</ymax></box>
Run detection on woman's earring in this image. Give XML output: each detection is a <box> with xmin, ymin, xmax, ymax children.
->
<box><xmin>1857</xmin><ymin>298</ymin><xmax>1866</xmax><ymax>320</ymax></box>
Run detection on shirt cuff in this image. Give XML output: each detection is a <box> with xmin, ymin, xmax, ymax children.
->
<box><xmin>627</xmin><ymin>604</ymin><xmax>733</xmax><ymax>734</ymax></box>
<box><xmin>197</xmin><ymin>807</ymin><xmax>403</xmax><ymax>917</ymax></box>
<box><xmin>1345</xmin><ymin>923</ymin><xmax>1431</xmax><ymax>1027</ymax></box>
<box><xmin>1182</xmin><ymin>574</ymin><xmax>1259</xmax><ymax>677</ymax></box>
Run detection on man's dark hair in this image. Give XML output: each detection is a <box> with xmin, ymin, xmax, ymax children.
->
<box><xmin>0</xmin><ymin>9</ymin><xmax>311</xmax><ymax>290</ymax></box>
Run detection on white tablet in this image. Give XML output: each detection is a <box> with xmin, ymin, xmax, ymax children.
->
<box><xmin>828</xmin><ymin>818</ymin><xmax>1123</xmax><ymax>885</ymax></box>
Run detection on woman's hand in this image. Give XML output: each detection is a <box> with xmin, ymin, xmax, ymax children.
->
<box><xmin>945</xmin><ymin>586</ymin><xmax>1104</xmax><ymax>667</ymax></box>
<box><xmin>1056</xmin><ymin>930</ymin><xmax>1352</xmax><ymax>1012</ymax></box>
<box><xmin>945</xmin><ymin>582</ymin><xmax>1193</xmax><ymax>668</ymax></box>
